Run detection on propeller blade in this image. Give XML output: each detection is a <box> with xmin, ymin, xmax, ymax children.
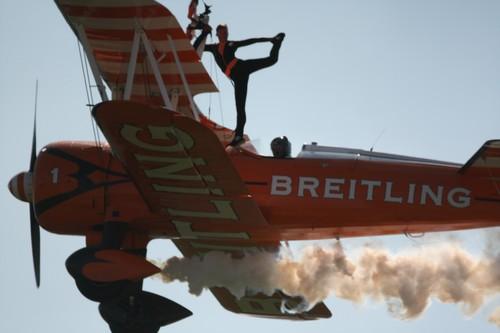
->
<box><xmin>30</xmin><ymin>80</ymin><xmax>40</xmax><ymax>287</ymax></box>
<box><xmin>30</xmin><ymin>204</ymin><xmax>40</xmax><ymax>287</ymax></box>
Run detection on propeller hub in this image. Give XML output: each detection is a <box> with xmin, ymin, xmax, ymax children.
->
<box><xmin>8</xmin><ymin>171</ymin><xmax>33</xmax><ymax>203</ymax></box>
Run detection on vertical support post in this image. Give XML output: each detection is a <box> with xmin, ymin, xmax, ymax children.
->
<box><xmin>140</xmin><ymin>31</ymin><xmax>174</xmax><ymax>110</ymax></box>
<box><xmin>124</xmin><ymin>29</ymin><xmax>141</xmax><ymax>100</ymax></box>
<box><xmin>75</xmin><ymin>24</ymin><xmax>109</xmax><ymax>102</ymax></box>
<box><xmin>167</xmin><ymin>35</ymin><xmax>199</xmax><ymax>121</ymax></box>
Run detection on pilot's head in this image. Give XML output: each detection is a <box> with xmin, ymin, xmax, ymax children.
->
<box><xmin>216</xmin><ymin>24</ymin><xmax>228</xmax><ymax>42</ymax></box>
<box><xmin>271</xmin><ymin>136</ymin><xmax>291</xmax><ymax>158</ymax></box>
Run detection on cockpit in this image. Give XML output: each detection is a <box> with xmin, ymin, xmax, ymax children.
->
<box><xmin>297</xmin><ymin>142</ymin><xmax>460</xmax><ymax>167</ymax></box>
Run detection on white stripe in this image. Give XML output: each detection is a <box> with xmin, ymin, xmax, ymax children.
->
<box><xmin>101</xmin><ymin>68</ymin><xmax>217</xmax><ymax>96</ymax></box>
<box><xmin>99</xmin><ymin>60</ymin><xmax>209</xmax><ymax>75</ymax></box>
<box><xmin>69</xmin><ymin>16</ymin><xmax>177</xmax><ymax>30</ymax></box>
<box><xmin>89</xmin><ymin>39</ymin><xmax>195</xmax><ymax>53</ymax></box>
<box><xmin>110</xmin><ymin>82</ymin><xmax>217</xmax><ymax>98</ymax></box>
<box><xmin>57</xmin><ymin>0</ymin><xmax>159</xmax><ymax>8</ymax></box>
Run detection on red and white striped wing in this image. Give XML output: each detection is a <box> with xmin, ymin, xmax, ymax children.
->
<box><xmin>56</xmin><ymin>0</ymin><xmax>217</xmax><ymax>117</ymax></box>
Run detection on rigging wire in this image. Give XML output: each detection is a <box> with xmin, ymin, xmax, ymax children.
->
<box><xmin>203</xmin><ymin>32</ymin><xmax>226</xmax><ymax>126</ymax></box>
<box><xmin>77</xmin><ymin>39</ymin><xmax>92</xmax><ymax>108</ymax></box>
<box><xmin>82</xmin><ymin>44</ymin><xmax>105</xmax><ymax>151</ymax></box>
<box><xmin>211</xmin><ymin>47</ymin><xmax>225</xmax><ymax>127</ymax></box>
<box><xmin>208</xmin><ymin>55</ymin><xmax>212</xmax><ymax>119</ymax></box>
<box><xmin>76</xmin><ymin>38</ymin><xmax>100</xmax><ymax>150</ymax></box>
<box><xmin>370</xmin><ymin>129</ymin><xmax>386</xmax><ymax>152</ymax></box>
<box><xmin>82</xmin><ymin>50</ymin><xmax>94</xmax><ymax>105</ymax></box>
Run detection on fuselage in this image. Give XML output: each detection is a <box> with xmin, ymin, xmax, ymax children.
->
<box><xmin>24</xmin><ymin>141</ymin><xmax>500</xmax><ymax>241</ymax></box>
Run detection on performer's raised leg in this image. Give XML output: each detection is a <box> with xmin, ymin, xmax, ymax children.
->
<box><xmin>245</xmin><ymin>33</ymin><xmax>285</xmax><ymax>74</ymax></box>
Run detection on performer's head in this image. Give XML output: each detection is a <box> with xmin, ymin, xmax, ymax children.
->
<box><xmin>216</xmin><ymin>24</ymin><xmax>228</xmax><ymax>42</ymax></box>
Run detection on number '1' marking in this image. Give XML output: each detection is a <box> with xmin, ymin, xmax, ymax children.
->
<box><xmin>50</xmin><ymin>168</ymin><xmax>59</xmax><ymax>184</ymax></box>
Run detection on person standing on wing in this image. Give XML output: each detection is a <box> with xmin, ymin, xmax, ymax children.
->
<box><xmin>195</xmin><ymin>24</ymin><xmax>285</xmax><ymax>146</ymax></box>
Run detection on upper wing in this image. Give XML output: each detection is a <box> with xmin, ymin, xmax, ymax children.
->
<box><xmin>92</xmin><ymin>101</ymin><xmax>267</xmax><ymax>225</ymax></box>
<box><xmin>173</xmin><ymin>239</ymin><xmax>333</xmax><ymax>320</ymax></box>
<box><xmin>55</xmin><ymin>0</ymin><xmax>217</xmax><ymax>117</ymax></box>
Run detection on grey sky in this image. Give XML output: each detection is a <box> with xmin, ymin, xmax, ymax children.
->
<box><xmin>1</xmin><ymin>0</ymin><xmax>499</xmax><ymax>332</ymax></box>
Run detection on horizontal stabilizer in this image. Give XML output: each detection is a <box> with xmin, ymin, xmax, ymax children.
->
<box><xmin>66</xmin><ymin>248</ymin><xmax>160</xmax><ymax>283</ymax></box>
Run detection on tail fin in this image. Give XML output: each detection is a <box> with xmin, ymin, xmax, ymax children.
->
<box><xmin>459</xmin><ymin>140</ymin><xmax>500</xmax><ymax>176</ymax></box>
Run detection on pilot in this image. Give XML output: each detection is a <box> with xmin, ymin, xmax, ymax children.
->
<box><xmin>271</xmin><ymin>136</ymin><xmax>291</xmax><ymax>158</ymax></box>
<box><xmin>195</xmin><ymin>24</ymin><xmax>285</xmax><ymax>146</ymax></box>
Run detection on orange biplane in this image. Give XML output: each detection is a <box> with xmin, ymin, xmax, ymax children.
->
<box><xmin>8</xmin><ymin>0</ymin><xmax>500</xmax><ymax>332</ymax></box>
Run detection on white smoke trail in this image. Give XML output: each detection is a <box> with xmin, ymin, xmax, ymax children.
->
<box><xmin>489</xmin><ymin>307</ymin><xmax>500</xmax><ymax>327</ymax></box>
<box><xmin>155</xmin><ymin>234</ymin><xmax>499</xmax><ymax>322</ymax></box>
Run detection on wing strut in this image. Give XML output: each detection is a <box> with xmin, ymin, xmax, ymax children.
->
<box><xmin>120</xmin><ymin>27</ymin><xmax>175</xmax><ymax>109</ymax></box>
<box><xmin>76</xmin><ymin>23</ymin><xmax>180</xmax><ymax>111</ymax></box>
<box><xmin>121</xmin><ymin>27</ymin><xmax>188</xmax><ymax>112</ymax></box>
<box><xmin>139</xmin><ymin>29</ymin><xmax>175</xmax><ymax>110</ymax></box>
<box><xmin>168</xmin><ymin>35</ymin><xmax>199</xmax><ymax>121</ymax></box>
<box><xmin>124</xmin><ymin>28</ymin><xmax>141</xmax><ymax>101</ymax></box>
<box><xmin>121</xmin><ymin>28</ymin><xmax>198</xmax><ymax>119</ymax></box>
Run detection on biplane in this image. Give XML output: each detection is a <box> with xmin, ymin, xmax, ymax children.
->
<box><xmin>7</xmin><ymin>0</ymin><xmax>500</xmax><ymax>332</ymax></box>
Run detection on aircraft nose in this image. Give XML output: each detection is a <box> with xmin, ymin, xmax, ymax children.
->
<box><xmin>8</xmin><ymin>172</ymin><xmax>33</xmax><ymax>203</ymax></box>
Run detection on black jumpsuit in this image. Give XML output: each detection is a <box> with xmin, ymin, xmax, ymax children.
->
<box><xmin>195</xmin><ymin>33</ymin><xmax>283</xmax><ymax>138</ymax></box>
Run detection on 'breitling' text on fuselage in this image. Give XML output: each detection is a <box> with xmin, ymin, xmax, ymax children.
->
<box><xmin>270</xmin><ymin>176</ymin><xmax>471</xmax><ymax>208</ymax></box>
